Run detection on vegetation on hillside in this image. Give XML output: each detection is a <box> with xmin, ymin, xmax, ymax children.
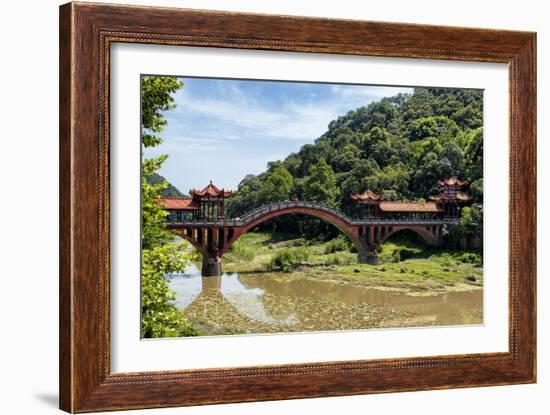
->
<box><xmin>145</xmin><ymin>172</ymin><xmax>184</xmax><ymax>197</ymax></box>
<box><xmin>225</xmin><ymin>88</ymin><xmax>484</xmax><ymax>246</ymax></box>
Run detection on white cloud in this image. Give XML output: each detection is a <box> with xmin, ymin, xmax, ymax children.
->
<box><xmin>172</xmin><ymin>89</ymin><xmax>340</xmax><ymax>142</ymax></box>
<box><xmin>330</xmin><ymin>84</ymin><xmax>413</xmax><ymax>100</ymax></box>
<box><xmin>151</xmin><ymin>79</ymin><xmax>415</xmax><ymax>192</ymax></box>
<box><xmin>170</xmin><ymin>83</ymin><xmax>413</xmax><ymax>144</ymax></box>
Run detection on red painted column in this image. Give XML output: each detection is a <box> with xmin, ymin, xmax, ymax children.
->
<box><xmin>210</xmin><ymin>228</ymin><xmax>218</xmax><ymax>252</ymax></box>
<box><xmin>218</xmin><ymin>228</ymin><xmax>225</xmax><ymax>250</ymax></box>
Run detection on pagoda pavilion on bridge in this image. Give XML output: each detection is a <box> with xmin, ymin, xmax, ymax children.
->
<box><xmin>161</xmin><ymin>177</ymin><xmax>472</xmax><ymax>223</ymax></box>
<box><xmin>160</xmin><ymin>181</ymin><xmax>232</xmax><ymax>222</ymax></box>
<box><xmin>428</xmin><ymin>177</ymin><xmax>473</xmax><ymax>216</ymax></box>
<box><xmin>350</xmin><ymin>177</ymin><xmax>472</xmax><ymax>219</ymax></box>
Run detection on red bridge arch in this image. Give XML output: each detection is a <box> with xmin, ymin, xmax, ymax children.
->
<box><xmin>224</xmin><ymin>205</ymin><xmax>363</xmax><ymax>255</ymax></box>
<box><xmin>169</xmin><ymin>201</ymin><xmax>445</xmax><ymax>275</ymax></box>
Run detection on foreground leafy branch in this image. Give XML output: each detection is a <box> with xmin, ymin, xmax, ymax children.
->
<box><xmin>140</xmin><ymin>76</ymin><xmax>199</xmax><ymax>338</ymax></box>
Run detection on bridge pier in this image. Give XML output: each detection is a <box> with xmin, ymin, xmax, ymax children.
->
<box><xmin>357</xmin><ymin>248</ymin><xmax>379</xmax><ymax>265</ymax></box>
<box><xmin>202</xmin><ymin>254</ymin><xmax>222</xmax><ymax>277</ymax></box>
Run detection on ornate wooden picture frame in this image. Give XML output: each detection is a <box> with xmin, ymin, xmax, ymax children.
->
<box><xmin>59</xmin><ymin>2</ymin><xmax>536</xmax><ymax>412</ymax></box>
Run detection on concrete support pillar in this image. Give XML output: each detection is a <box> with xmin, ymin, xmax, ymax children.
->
<box><xmin>202</xmin><ymin>254</ymin><xmax>222</xmax><ymax>277</ymax></box>
<box><xmin>435</xmin><ymin>225</ymin><xmax>442</xmax><ymax>246</ymax></box>
<box><xmin>366</xmin><ymin>253</ymin><xmax>379</xmax><ymax>265</ymax></box>
<box><xmin>357</xmin><ymin>246</ymin><xmax>379</xmax><ymax>265</ymax></box>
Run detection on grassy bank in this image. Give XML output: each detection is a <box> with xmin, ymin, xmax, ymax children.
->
<box><xmin>222</xmin><ymin>232</ymin><xmax>483</xmax><ymax>296</ymax></box>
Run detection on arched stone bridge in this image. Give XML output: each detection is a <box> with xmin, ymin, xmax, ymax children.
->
<box><xmin>167</xmin><ymin>201</ymin><xmax>458</xmax><ymax>276</ymax></box>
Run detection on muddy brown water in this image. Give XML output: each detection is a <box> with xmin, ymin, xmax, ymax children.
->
<box><xmin>167</xmin><ymin>264</ymin><xmax>483</xmax><ymax>334</ymax></box>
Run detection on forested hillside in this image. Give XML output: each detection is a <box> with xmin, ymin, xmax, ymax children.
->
<box><xmin>224</xmin><ymin>87</ymin><xmax>483</xmax><ymax>244</ymax></box>
<box><xmin>226</xmin><ymin>87</ymin><xmax>483</xmax><ymax>215</ymax></box>
<box><xmin>145</xmin><ymin>172</ymin><xmax>184</xmax><ymax>197</ymax></box>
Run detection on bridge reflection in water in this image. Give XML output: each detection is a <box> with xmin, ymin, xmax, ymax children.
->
<box><xmin>168</xmin><ymin>265</ymin><xmax>295</xmax><ymax>328</ymax></box>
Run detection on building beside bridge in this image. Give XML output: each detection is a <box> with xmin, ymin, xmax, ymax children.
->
<box><xmin>161</xmin><ymin>181</ymin><xmax>232</xmax><ymax>223</ymax></box>
<box><xmin>351</xmin><ymin>176</ymin><xmax>472</xmax><ymax>220</ymax></box>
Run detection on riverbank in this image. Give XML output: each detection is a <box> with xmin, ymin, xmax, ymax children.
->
<box><xmin>168</xmin><ymin>232</ymin><xmax>483</xmax><ymax>336</ymax></box>
<box><xmin>222</xmin><ymin>232</ymin><xmax>483</xmax><ymax>296</ymax></box>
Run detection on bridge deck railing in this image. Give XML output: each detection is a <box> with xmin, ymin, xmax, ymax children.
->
<box><xmin>166</xmin><ymin>200</ymin><xmax>459</xmax><ymax>227</ymax></box>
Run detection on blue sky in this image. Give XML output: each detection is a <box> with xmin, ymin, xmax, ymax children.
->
<box><xmin>143</xmin><ymin>77</ymin><xmax>413</xmax><ymax>195</ymax></box>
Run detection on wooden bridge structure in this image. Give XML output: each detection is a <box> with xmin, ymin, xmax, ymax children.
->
<box><xmin>162</xmin><ymin>178</ymin><xmax>471</xmax><ymax>276</ymax></box>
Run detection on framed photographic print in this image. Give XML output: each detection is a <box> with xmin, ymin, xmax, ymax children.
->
<box><xmin>59</xmin><ymin>2</ymin><xmax>536</xmax><ymax>412</ymax></box>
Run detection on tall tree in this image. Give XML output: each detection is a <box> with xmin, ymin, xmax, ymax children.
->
<box><xmin>303</xmin><ymin>159</ymin><xmax>339</xmax><ymax>207</ymax></box>
<box><xmin>258</xmin><ymin>163</ymin><xmax>294</xmax><ymax>203</ymax></box>
<box><xmin>141</xmin><ymin>76</ymin><xmax>183</xmax><ymax>147</ymax></box>
<box><xmin>140</xmin><ymin>76</ymin><xmax>198</xmax><ymax>338</ymax></box>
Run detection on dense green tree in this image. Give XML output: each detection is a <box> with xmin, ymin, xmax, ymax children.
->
<box><xmin>331</xmin><ymin>143</ymin><xmax>361</xmax><ymax>172</ymax></box>
<box><xmin>366</xmin><ymin>163</ymin><xmax>411</xmax><ymax>197</ymax></box>
<box><xmin>346</xmin><ymin>98</ymin><xmax>400</xmax><ymax>133</ymax></box>
<box><xmin>469</xmin><ymin>179</ymin><xmax>484</xmax><ymax>203</ymax></box>
<box><xmin>258</xmin><ymin>163</ymin><xmax>294</xmax><ymax>203</ymax></box>
<box><xmin>303</xmin><ymin>159</ymin><xmax>339</xmax><ymax>207</ymax></box>
<box><xmin>141</xmin><ymin>155</ymin><xmax>173</xmax><ymax>250</ymax></box>
<box><xmin>282</xmin><ymin>153</ymin><xmax>302</xmax><ymax>177</ymax></box>
<box><xmin>401</xmin><ymin>88</ymin><xmax>436</xmax><ymax>122</ymax></box>
<box><xmin>141</xmin><ymin>76</ymin><xmax>183</xmax><ymax>147</ymax></box>
<box><xmin>463</xmin><ymin>127</ymin><xmax>484</xmax><ymax>184</ymax></box>
<box><xmin>456</xmin><ymin>205</ymin><xmax>484</xmax><ymax>248</ymax></box>
<box><xmin>141</xmin><ymin>244</ymin><xmax>199</xmax><ymax>338</ymax></box>
<box><xmin>294</xmin><ymin>143</ymin><xmax>331</xmax><ymax>177</ymax></box>
<box><xmin>406</xmin><ymin>116</ymin><xmax>460</xmax><ymax>142</ymax></box>
<box><xmin>226</xmin><ymin>174</ymin><xmax>265</xmax><ymax>217</ymax></box>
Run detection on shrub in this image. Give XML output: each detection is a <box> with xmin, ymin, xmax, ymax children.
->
<box><xmin>269</xmin><ymin>247</ymin><xmax>311</xmax><ymax>272</ymax></box>
<box><xmin>141</xmin><ymin>243</ymin><xmax>199</xmax><ymax>338</ymax></box>
<box><xmin>391</xmin><ymin>250</ymin><xmax>401</xmax><ymax>263</ymax></box>
<box><xmin>456</xmin><ymin>252</ymin><xmax>482</xmax><ymax>265</ymax></box>
<box><xmin>288</xmin><ymin>238</ymin><xmax>309</xmax><ymax>247</ymax></box>
<box><xmin>391</xmin><ymin>247</ymin><xmax>418</xmax><ymax>262</ymax></box>
<box><xmin>225</xmin><ymin>241</ymin><xmax>255</xmax><ymax>262</ymax></box>
<box><xmin>178</xmin><ymin>313</ymin><xmax>201</xmax><ymax>336</ymax></box>
<box><xmin>324</xmin><ymin>236</ymin><xmax>351</xmax><ymax>254</ymax></box>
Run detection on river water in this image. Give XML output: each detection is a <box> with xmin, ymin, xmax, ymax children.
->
<box><xmin>167</xmin><ymin>264</ymin><xmax>483</xmax><ymax>335</ymax></box>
